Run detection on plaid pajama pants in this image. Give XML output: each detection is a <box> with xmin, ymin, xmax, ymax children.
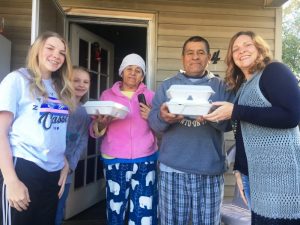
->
<box><xmin>159</xmin><ymin>171</ymin><xmax>224</xmax><ymax>225</ymax></box>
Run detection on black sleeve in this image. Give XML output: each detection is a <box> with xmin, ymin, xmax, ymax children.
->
<box><xmin>232</xmin><ymin>62</ymin><xmax>300</xmax><ymax>128</ymax></box>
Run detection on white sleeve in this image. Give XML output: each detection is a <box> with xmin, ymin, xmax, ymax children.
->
<box><xmin>0</xmin><ymin>71</ymin><xmax>23</xmax><ymax>116</ymax></box>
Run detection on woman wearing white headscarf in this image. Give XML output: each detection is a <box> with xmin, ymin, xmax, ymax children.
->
<box><xmin>91</xmin><ymin>53</ymin><xmax>158</xmax><ymax>225</ymax></box>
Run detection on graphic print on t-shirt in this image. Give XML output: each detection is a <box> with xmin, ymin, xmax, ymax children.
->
<box><xmin>38</xmin><ymin>97</ymin><xmax>69</xmax><ymax>130</ymax></box>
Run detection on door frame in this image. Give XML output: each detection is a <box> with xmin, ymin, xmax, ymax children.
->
<box><xmin>64</xmin><ymin>8</ymin><xmax>157</xmax><ymax>90</ymax></box>
<box><xmin>31</xmin><ymin>0</ymin><xmax>39</xmax><ymax>43</ymax></box>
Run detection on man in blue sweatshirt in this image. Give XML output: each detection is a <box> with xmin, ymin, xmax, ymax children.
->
<box><xmin>148</xmin><ymin>36</ymin><xmax>234</xmax><ymax>225</ymax></box>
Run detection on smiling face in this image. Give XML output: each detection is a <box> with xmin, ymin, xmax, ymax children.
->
<box><xmin>72</xmin><ymin>69</ymin><xmax>90</xmax><ymax>102</ymax></box>
<box><xmin>182</xmin><ymin>41</ymin><xmax>211</xmax><ymax>76</ymax></box>
<box><xmin>232</xmin><ymin>35</ymin><xmax>258</xmax><ymax>77</ymax></box>
<box><xmin>38</xmin><ymin>37</ymin><xmax>66</xmax><ymax>79</ymax></box>
<box><xmin>121</xmin><ymin>65</ymin><xmax>144</xmax><ymax>91</ymax></box>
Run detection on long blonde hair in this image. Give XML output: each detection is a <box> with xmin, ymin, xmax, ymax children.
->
<box><xmin>26</xmin><ymin>31</ymin><xmax>75</xmax><ymax>111</ymax></box>
<box><xmin>225</xmin><ymin>31</ymin><xmax>273</xmax><ymax>92</ymax></box>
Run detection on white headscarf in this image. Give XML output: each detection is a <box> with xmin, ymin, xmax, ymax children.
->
<box><xmin>118</xmin><ymin>53</ymin><xmax>146</xmax><ymax>77</ymax></box>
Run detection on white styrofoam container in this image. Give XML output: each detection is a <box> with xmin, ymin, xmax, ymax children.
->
<box><xmin>166</xmin><ymin>85</ymin><xmax>215</xmax><ymax>101</ymax></box>
<box><xmin>166</xmin><ymin>99</ymin><xmax>212</xmax><ymax>117</ymax></box>
<box><xmin>83</xmin><ymin>101</ymin><xmax>129</xmax><ymax>119</ymax></box>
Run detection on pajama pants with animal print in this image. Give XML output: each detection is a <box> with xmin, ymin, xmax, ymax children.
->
<box><xmin>104</xmin><ymin>161</ymin><xmax>158</xmax><ymax>225</ymax></box>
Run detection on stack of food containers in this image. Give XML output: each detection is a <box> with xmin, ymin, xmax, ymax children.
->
<box><xmin>166</xmin><ymin>85</ymin><xmax>214</xmax><ymax>118</ymax></box>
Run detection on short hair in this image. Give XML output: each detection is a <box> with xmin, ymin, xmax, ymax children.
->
<box><xmin>182</xmin><ymin>36</ymin><xmax>210</xmax><ymax>55</ymax></box>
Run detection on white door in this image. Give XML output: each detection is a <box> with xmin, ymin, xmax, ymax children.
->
<box><xmin>65</xmin><ymin>24</ymin><xmax>114</xmax><ymax>218</ymax></box>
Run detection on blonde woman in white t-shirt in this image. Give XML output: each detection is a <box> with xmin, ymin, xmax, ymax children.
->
<box><xmin>0</xmin><ymin>31</ymin><xmax>75</xmax><ymax>225</ymax></box>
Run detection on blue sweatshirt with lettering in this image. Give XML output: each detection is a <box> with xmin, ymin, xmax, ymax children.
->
<box><xmin>148</xmin><ymin>71</ymin><xmax>234</xmax><ymax>175</ymax></box>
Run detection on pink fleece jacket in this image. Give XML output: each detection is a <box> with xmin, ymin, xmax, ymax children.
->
<box><xmin>97</xmin><ymin>81</ymin><xmax>157</xmax><ymax>159</ymax></box>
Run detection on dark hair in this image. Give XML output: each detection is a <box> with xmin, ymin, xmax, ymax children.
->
<box><xmin>182</xmin><ymin>36</ymin><xmax>210</xmax><ymax>55</ymax></box>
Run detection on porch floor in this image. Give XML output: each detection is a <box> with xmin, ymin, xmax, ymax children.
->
<box><xmin>62</xmin><ymin>200</ymin><xmax>230</xmax><ymax>225</ymax></box>
<box><xmin>63</xmin><ymin>200</ymin><xmax>107</xmax><ymax>225</ymax></box>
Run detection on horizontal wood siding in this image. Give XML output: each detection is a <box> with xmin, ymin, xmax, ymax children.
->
<box><xmin>0</xmin><ymin>0</ymin><xmax>31</xmax><ymax>70</ymax></box>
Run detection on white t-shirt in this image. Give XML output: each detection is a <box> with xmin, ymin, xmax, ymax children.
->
<box><xmin>0</xmin><ymin>68</ymin><xmax>69</xmax><ymax>172</ymax></box>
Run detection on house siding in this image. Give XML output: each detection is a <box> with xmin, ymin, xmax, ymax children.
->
<box><xmin>0</xmin><ymin>0</ymin><xmax>31</xmax><ymax>70</ymax></box>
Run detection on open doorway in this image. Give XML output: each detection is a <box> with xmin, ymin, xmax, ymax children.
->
<box><xmin>75</xmin><ymin>22</ymin><xmax>147</xmax><ymax>84</ymax></box>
